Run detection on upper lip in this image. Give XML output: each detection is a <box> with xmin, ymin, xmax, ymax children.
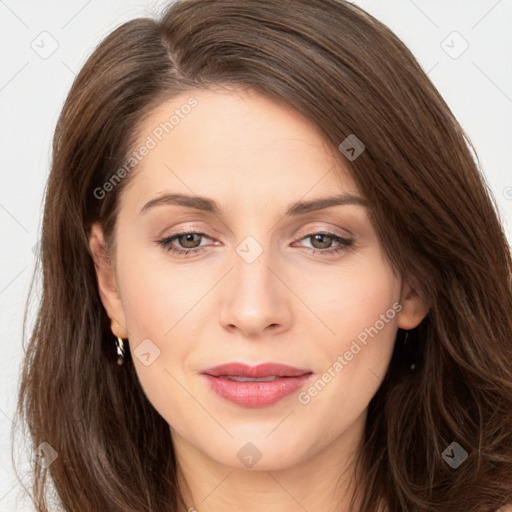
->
<box><xmin>202</xmin><ymin>363</ymin><xmax>312</xmax><ymax>378</ymax></box>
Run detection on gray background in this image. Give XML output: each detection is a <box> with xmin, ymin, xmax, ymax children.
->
<box><xmin>1</xmin><ymin>0</ymin><xmax>511</xmax><ymax>509</ymax></box>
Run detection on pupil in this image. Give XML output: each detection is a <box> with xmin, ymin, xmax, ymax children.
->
<box><xmin>181</xmin><ymin>234</ymin><xmax>200</xmax><ymax>248</ymax></box>
<box><xmin>313</xmin><ymin>234</ymin><xmax>331</xmax><ymax>248</ymax></box>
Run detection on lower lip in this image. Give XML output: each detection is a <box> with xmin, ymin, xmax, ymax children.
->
<box><xmin>202</xmin><ymin>373</ymin><xmax>313</xmax><ymax>407</ymax></box>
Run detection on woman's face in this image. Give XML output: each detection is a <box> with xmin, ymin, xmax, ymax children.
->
<box><xmin>90</xmin><ymin>87</ymin><xmax>426</xmax><ymax>472</ymax></box>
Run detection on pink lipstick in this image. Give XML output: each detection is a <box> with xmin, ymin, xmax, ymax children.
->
<box><xmin>201</xmin><ymin>362</ymin><xmax>313</xmax><ymax>407</ymax></box>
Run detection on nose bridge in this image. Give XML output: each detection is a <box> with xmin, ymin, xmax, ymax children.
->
<box><xmin>218</xmin><ymin>232</ymin><xmax>292</xmax><ymax>334</ymax></box>
<box><xmin>232</xmin><ymin>233</ymin><xmax>278</xmax><ymax>301</ymax></box>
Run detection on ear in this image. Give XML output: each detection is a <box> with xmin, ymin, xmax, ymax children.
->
<box><xmin>88</xmin><ymin>222</ymin><xmax>128</xmax><ymax>339</ymax></box>
<box><xmin>396</xmin><ymin>278</ymin><xmax>430</xmax><ymax>330</ymax></box>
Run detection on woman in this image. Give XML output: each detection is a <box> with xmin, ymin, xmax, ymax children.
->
<box><xmin>15</xmin><ymin>0</ymin><xmax>512</xmax><ymax>510</ymax></box>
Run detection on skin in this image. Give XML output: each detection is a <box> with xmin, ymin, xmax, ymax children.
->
<box><xmin>89</xmin><ymin>86</ymin><xmax>429</xmax><ymax>512</ymax></box>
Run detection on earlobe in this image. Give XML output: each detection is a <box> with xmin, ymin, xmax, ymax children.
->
<box><xmin>88</xmin><ymin>222</ymin><xmax>128</xmax><ymax>338</ymax></box>
<box><xmin>397</xmin><ymin>281</ymin><xmax>430</xmax><ymax>330</ymax></box>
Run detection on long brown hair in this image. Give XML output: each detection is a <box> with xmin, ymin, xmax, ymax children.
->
<box><xmin>14</xmin><ymin>0</ymin><xmax>512</xmax><ymax>510</ymax></box>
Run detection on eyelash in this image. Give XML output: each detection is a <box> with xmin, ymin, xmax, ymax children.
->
<box><xmin>156</xmin><ymin>230</ymin><xmax>354</xmax><ymax>257</ymax></box>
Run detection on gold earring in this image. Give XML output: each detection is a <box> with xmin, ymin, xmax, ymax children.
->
<box><xmin>115</xmin><ymin>336</ymin><xmax>125</xmax><ymax>365</ymax></box>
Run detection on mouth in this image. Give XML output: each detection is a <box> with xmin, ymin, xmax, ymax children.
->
<box><xmin>202</xmin><ymin>362</ymin><xmax>312</xmax><ymax>379</ymax></box>
<box><xmin>214</xmin><ymin>375</ymin><xmax>287</xmax><ymax>382</ymax></box>
<box><xmin>201</xmin><ymin>362</ymin><xmax>313</xmax><ymax>407</ymax></box>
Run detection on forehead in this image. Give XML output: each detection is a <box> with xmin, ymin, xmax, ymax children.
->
<box><xmin>122</xmin><ymin>87</ymin><xmax>360</xmax><ymax>208</ymax></box>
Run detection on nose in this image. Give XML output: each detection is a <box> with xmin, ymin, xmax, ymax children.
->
<box><xmin>218</xmin><ymin>243</ymin><xmax>293</xmax><ymax>338</ymax></box>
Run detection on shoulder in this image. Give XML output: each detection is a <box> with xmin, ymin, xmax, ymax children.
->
<box><xmin>497</xmin><ymin>505</ymin><xmax>512</xmax><ymax>512</ymax></box>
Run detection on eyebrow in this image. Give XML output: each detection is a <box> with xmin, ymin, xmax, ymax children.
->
<box><xmin>138</xmin><ymin>192</ymin><xmax>369</xmax><ymax>217</ymax></box>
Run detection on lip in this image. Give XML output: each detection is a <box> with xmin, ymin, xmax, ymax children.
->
<box><xmin>202</xmin><ymin>362</ymin><xmax>312</xmax><ymax>378</ymax></box>
<box><xmin>201</xmin><ymin>363</ymin><xmax>313</xmax><ymax>408</ymax></box>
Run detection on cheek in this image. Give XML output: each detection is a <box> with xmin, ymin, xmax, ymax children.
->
<box><xmin>116</xmin><ymin>244</ymin><xmax>206</xmax><ymax>340</ymax></box>
<box><xmin>293</xmin><ymin>253</ymin><xmax>400</xmax><ymax>408</ymax></box>
<box><xmin>293</xmin><ymin>251</ymin><xmax>400</xmax><ymax>344</ymax></box>
<box><xmin>336</xmin><ymin>261</ymin><xmax>400</xmax><ymax>371</ymax></box>
<box><xmin>114</xmin><ymin>247</ymin><xmax>212</xmax><ymax>412</ymax></box>
<box><xmin>115</xmin><ymin>257</ymin><xmax>192</xmax><ymax>421</ymax></box>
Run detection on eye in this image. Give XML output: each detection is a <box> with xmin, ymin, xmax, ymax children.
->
<box><xmin>295</xmin><ymin>232</ymin><xmax>354</xmax><ymax>256</ymax></box>
<box><xmin>157</xmin><ymin>229</ymin><xmax>353</xmax><ymax>258</ymax></box>
<box><xmin>157</xmin><ymin>231</ymin><xmax>212</xmax><ymax>256</ymax></box>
